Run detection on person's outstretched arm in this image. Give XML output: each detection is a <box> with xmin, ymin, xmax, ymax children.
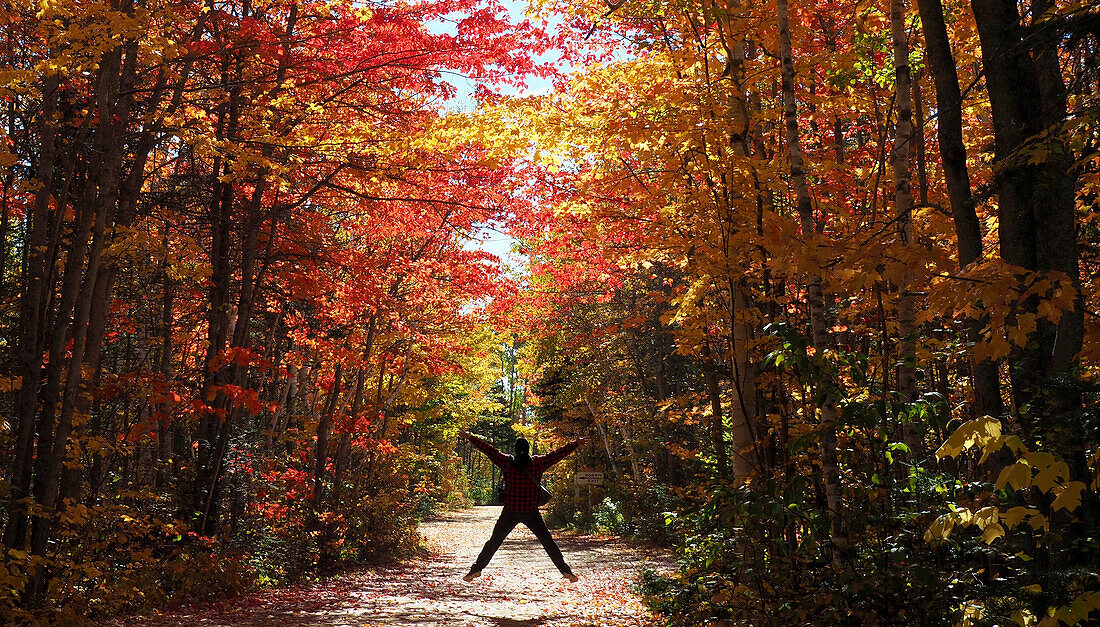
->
<box><xmin>533</xmin><ymin>437</ymin><xmax>587</xmax><ymax>472</ymax></box>
<box><xmin>459</xmin><ymin>430</ymin><xmax>510</xmax><ymax>469</ymax></box>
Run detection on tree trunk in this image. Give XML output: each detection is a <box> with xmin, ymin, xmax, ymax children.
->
<box><xmin>4</xmin><ymin>73</ymin><xmax>60</xmax><ymax>550</ymax></box>
<box><xmin>312</xmin><ymin>363</ymin><xmax>343</xmax><ymax>532</ymax></box>
<box><xmin>912</xmin><ymin>71</ymin><xmax>928</xmax><ymax>206</ymax></box>
<box><xmin>585</xmin><ymin>397</ymin><xmax>624</xmax><ymax>480</ymax></box>
<box><xmin>192</xmin><ymin>55</ymin><xmax>241</xmax><ymax>532</ymax></box>
<box><xmin>970</xmin><ymin>0</ymin><xmax>1081</xmax><ymax>421</ymax></box>
<box><xmin>156</xmin><ymin>219</ymin><xmax>176</xmax><ymax>487</ymax></box>
<box><xmin>595</xmin><ymin>422</ymin><xmax>622</xmax><ymax>479</ymax></box>
<box><xmin>914</xmin><ymin>0</ymin><xmax>1002</xmax><ymax>418</ymax></box>
<box><xmin>701</xmin><ymin>342</ymin><xmax>729</xmax><ymax>477</ymax></box>
<box><xmin>726</xmin><ymin>283</ymin><xmax>758</xmax><ymax>482</ymax></box>
<box><xmin>777</xmin><ymin>0</ymin><xmax>848</xmax><ymax>559</ymax></box>
<box><xmin>890</xmin><ymin>0</ymin><xmax>921</xmax><ymax>451</ymax></box>
<box><xmin>708</xmin><ymin>11</ymin><xmax>759</xmax><ymax>485</ymax></box>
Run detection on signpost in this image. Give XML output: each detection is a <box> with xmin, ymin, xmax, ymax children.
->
<box><xmin>575</xmin><ymin>471</ymin><xmax>604</xmax><ymax>486</ymax></box>
<box><xmin>574</xmin><ymin>470</ymin><xmax>605</xmax><ymax>512</ymax></box>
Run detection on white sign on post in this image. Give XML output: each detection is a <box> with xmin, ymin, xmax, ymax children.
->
<box><xmin>575</xmin><ymin>471</ymin><xmax>605</xmax><ymax>486</ymax></box>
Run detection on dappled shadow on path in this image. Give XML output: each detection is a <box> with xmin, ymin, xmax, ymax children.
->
<box><xmin>127</xmin><ymin>507</ymin><xmax>671</xmax><ymax>626</ymax></box>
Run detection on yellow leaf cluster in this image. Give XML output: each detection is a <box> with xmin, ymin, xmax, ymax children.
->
<box><xmin>929</xmin><ymin>416</ymin><xmax>1093</xmax><ymax>553</ymax></box>
<box><xmin>925</xmin><ymin>504</ymin><xmax>1010</xmax><ymax>546</ymax></box>
<box><xmin>935</xmin><ymin>416</ymin><xmax>1005</xmax><ymax>461</ymax></box>
<box><xmin>1012</xmin><ymin>588</ymin><xmax>1100</xmax><ymax>627</ymax></box>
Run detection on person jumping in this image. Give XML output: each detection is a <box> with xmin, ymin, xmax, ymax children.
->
<box><xmin>458</xmin><ymin>430</ymin><xmax>585</xmax><ymax>583</ymax></box>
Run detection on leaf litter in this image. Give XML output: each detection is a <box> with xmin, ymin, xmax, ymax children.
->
<box><xmin>126</xmin><ymin>506</ymin><xmax>673</xmax><ymax>626</ymax></box>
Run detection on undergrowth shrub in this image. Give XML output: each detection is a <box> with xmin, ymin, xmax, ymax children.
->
<box><xmin>0</xmin><ymin>439</ymin><xmax>441</xmax><ymax>623</ymax></box>
<box><xmin>0</xmin><ymin>500</ymin><xmax>257</xmax><ymax>624</ymax></box>
<box><xmin>639</xmin><ymin>478</ymin><xmax>976</xmax><ymax>625</ymax></box>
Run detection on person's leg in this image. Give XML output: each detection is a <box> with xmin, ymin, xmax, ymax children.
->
<box><xmin>468</xmin><ymin>509</ymin><xmax>520</xmax><ymax>577</ymax></box>
<box><xmin>521</xmin><ymin>511</ymin><xmax>575</xmax><ymax>578</ymax></box>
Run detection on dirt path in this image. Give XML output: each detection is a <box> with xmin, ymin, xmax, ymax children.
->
<box><xmin>133</xmin><ymin>506</ymin><xmax>672</xmax><ymax>626</ymax></box>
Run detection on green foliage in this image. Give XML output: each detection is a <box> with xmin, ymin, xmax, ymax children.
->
<box><xmin>634</xmin><ymin>367</ymin><xmax>1100</xmax><ymax>625</ymax></box>
<box><xmin>639</xmin><ymin>477</ymin><xmax>979</xmax><ymax>625</ymax></box>
<box><xmin>593</xmin><ymin>497</ymin><xmax>628</xmax><ymax>534</ymax></box>
<box><xmin>924</xmin><ymin>375</ymin><xmax>1100</xmax><ymax>626</ymax></box>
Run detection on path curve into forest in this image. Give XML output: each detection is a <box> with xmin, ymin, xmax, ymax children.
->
<box><xmin>131</xmin><ymin>506</ymin><xmax>672</xmax><ymax>626</ymax></box>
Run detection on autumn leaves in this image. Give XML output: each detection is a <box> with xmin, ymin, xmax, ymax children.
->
<box><xmin>469</xmin><ymin>0</ymin><xmax>1098</xmax><ymax>622</ymax></box>
<box><xmin>0</xmin><ymin>0</ymin><xmax>549</xmax><ymax>617</ymax></box>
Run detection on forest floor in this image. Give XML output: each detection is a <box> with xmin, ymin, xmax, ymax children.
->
<box><xmin>130</xmin><ymin>506</ymin><xmax>673</xmax><ymax>626</ymax></box>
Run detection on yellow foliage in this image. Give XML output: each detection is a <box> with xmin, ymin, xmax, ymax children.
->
<box><xmin>935</xmin><ymin>416</ymin><xmax>1002</xmax><ymax>460</ymax></box>
<box><xmin>928</xmin><ymin>413</ymin><xmax>1095</xmax><ymax>564</ymax></box>
<box><xmin>1051</xmin><ymin>481</ymin><xmax>1086</xmax><ymax>512</ymax></box>
<box><xmin>980</xmin><ymin>522</ymin><xmax>1005</xmax><ymax>544</ymax></box>
<box><xmin>925</xmin><ymin>510</ymin><xmax>962</xmax><ymax>544</ymax></box>
<box><xmin>1012</xmin><ymin>608</ymin><xmax>1038</xmax><ymax>626</ymax></box>
<box><xmin>996</xmin><ymin>461</ymin><xmax>1032</xmax><ymax>491</ymax></box>
<box><xmin>959</xmin><ymin>601</ymin><xmax>984</xmax><ymax>627</ymax></box>
<box><xmin>972</xmin><ymin>506</ymin><xmax>1000</xmax><ymax>530</ymax></box>
<box><xmin>1036</xmin><ymin>589</ymin><xmax>1100</xmax><ymax>626</ymax></box>
<box><xmin>1001</xmin><ymin>506</ymin><xmax>1045</xmax><ymax>531</ymax></box>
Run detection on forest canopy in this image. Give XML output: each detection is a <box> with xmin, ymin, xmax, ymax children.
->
<box><xmin>0</xmin><ymin>0</ymin><xmax>1098</xmax><ymax>623</ymax></box>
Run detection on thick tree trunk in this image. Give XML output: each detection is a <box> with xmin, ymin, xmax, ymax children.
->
<box><xmin>915</xmin><ymin>0</ymin><xmax>1002</xmax><ymax>418</ymax></box>
<box><xmin>971</xmin><ymin>0</ymin><xmax>1081</xmax><ymax>420</ymax></box>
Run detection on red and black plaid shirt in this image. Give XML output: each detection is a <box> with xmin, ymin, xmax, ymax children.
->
<box><xmin>468</xmin><ymin>435</ymin><xmax>581</xmax><ymax>512</ymax></box>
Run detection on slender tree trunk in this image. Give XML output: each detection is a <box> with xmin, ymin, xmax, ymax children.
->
<box><xmin>312</xmin><ymin>363</ymin><xmax>343</xmax><ymax>534</ymax></box>
<box><xmin>60</xmin><ymin>264</ymin><xmax>117</xmax><ymax>507</ymax></box>
<box><xmin>595</xmin><ymin>422</ymin><xmax>622</xmax><ymax>479</ymax></box>
<box><xmin>192</xmin><ymin>56</ymin><xmax>241</xmax><ymax>531</ymax></box>
<box><xmin>726</xmin><ymin>282</ymin><xmax>758</xmax><ymax>482</ymax></box>
<box><xmin>701</xmin><ymin>342</ymin><xmax>729</xmax><ymax>477</ymax></box>
<box><xmin>890</xmin><ymin>0</ymin><xmax>921</xmax><ymax>451</ymax></box>
<box><xmin>777</xmin><ymin>0</ymin><xmax>848</xmax><ymax>560</ymax></box>
<box><xmin>618</xmin><ymin>424</ymin><xmax>643</xmax><ymax>484</ymax></box>
<box><xmin>4</xmin><ymin>72</ymin><xmax>60</xmax><ymax>550</ymax></box>
<box><xmin>912</xmin><ymin>71</ymin><xmax>928</xmax><ymax>206</ymax></box>
<box><xmin>585</xmin><ymin>397</ymin><xmax>624</xmax><ymax>480</ymax></box>
<box><xmin>157</xmin><ymin>219</ymin><xmax>175</xmax><ymax>486</ymax></box>
<box><xmin>329</xmin><ymin>359</ymin><xmax>369</xmax><ymax>523</ymax></box>
<box><xmin>0</xmin><ymin>177</ymin><xmax>9</xmax><ymax>294</ymax></box>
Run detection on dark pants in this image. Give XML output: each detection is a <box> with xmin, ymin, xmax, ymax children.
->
<box><xmin>471</xmin><ymin>508</ymin><xmax>572</xmax><ymax>574</ymax></box>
